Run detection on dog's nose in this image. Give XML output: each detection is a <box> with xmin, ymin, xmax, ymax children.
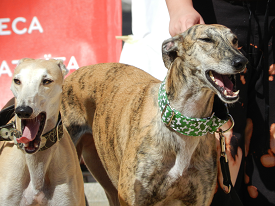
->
<box><xmin>232</xmin><ymin>56</ymin><xmax>248</xmax><ymax>71</ymax></box>
<box><xmin>15</xmin><ymin>106</ymin><xmax>33</xmax><ymax>118</ymax></box>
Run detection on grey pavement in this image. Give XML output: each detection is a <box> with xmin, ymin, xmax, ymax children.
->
<box><xmin>84</xmin><ymin>183</ymin><xmax>109</xmax><ymax>206</ymax></box>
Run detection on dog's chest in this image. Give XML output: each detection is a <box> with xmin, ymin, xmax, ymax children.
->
<box><xmin>134</xmin><ymin>133</ymin><xmax>217</xmax><ymax>206</ymax></box>
<box><xmin>21</xmin><ymin>164</ymin><xmax>51</xmax><ymax>205</ymax></box>
<box><xmin>22</xmin><ymin>187</ymin><xmax>48</xmax><ymax>206</ymax></box>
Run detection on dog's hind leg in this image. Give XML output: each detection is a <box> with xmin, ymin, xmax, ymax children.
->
<box><xmin>80</xmin><ymin>134</ymin><xmax>120</xmax><ymax>206</ymax></box>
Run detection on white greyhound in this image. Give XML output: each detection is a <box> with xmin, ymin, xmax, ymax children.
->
<box><xmin>0</xmin><ymin>58</ymin><xmax>85</xmax><ymax>206</ymax></box>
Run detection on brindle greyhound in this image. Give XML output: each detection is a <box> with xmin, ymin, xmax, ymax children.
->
<box><xmin>60</xmin><ymin>24</ymin><xmax>248</xmax><ymax>206</ymax></box>
<box><xmin>0</xmin><ymin>59</ymin><xmax>85</xmax><ymax>205</ymax></box>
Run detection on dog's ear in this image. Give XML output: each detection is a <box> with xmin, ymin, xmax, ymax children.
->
<box><xmin>162</xmin><ymin>36</ymin><xmax>181</xmax><ymax>69</ymax></box>
<box><xmin>54</xmin><ymin>59</ymin><xmax>69</xmax><ymax>78</ymax></box>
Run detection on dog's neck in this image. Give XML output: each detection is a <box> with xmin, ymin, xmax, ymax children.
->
<box><xmin>161</xmin><ymin>60</ymin><xmax>218</xmax><ymax>181</ymax></box>
<box><xmin>23</xmin><ymin>102</ymin><xmax>61</xmax><ymax>192</ymax></box>
<box><xmin>168</xmin><ymin>87</ymin><xmax>214</xmax><ymax>118</ymax></box>
<box><xmin>25</xmin><ymin>149</ymin><xmax>54</xmax><ymax>192</ymax></box>
<box><xmin>165</xmin><ymin>59</ymin><xmax>215</xmax><ymax>119</ymax></box>
<box><xmin>43</xmin><ymin>100</ymin><xmax>61</xmax><ymax>135</ymax></box>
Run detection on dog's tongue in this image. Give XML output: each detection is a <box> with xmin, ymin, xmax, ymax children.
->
<box><xmin>17</xmin><ymin>117</ymin><xmax>41</xmax><ymax>144</ymax></box>
<box><xmin>213</xmin><ymin>71</ymin><xmax>233</xmax><ymax>92</ymax></box>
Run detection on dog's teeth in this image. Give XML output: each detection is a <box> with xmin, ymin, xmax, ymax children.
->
<box><xmin>24</xmin><ymin>142</ymin><xmax>29</xmax><ymax>148</ymax></box>
<box><xmin>209</xmin><ymin>71</ymin><xmax>214</xmax><ymax>77</ymax></box>
<box><xmin>34</xmin><ymin>142</ymin><xmax>39</xmax><ymax>148</ymax></box>
<box><xmin>209</xmin><ymin>71</ymin><xmax>214</xmax><ymax>78</ymax></box>
<box><xmin>224</xmin><ymin>90</ymin><xmax>228</xmax><ymax>96</ymax></box>
<box><xmin>233</xmin><ymin>90</ymin><xmax>239</xmax><ymax>96</ymax></box>
<box><xmin>209</xmin><ymin>71</ymin><xmax>217</xmax><ymax>83</ymax></box>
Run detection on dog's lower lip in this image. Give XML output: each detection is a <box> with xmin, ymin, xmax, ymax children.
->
<box><xmin>24</xmin><ymin>138</ymin><xmax>41</xmax><ymax>154</ymax></box>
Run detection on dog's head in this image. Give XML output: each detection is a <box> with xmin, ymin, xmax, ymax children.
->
<box><xmin>10</xmin><ymin>58</ymin><xmax>68</xmax><ymax>154</ymax></box>
<box><xmin>162</xmin><ymin>24</ymin><xmax>248</xmax><ymax>103</ymax></box>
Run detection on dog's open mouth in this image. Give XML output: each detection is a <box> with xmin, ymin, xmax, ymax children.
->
<box><xmin>16</xmin><ymin>113</ymin><xmax>46</xmax><ymax>154</ymax></box>
<box><xmin>206</xmin><ymin>70</ymin><xmax>239</xmax><ymax>102</ymax></box>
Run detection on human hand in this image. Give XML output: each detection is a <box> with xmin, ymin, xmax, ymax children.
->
<box><xmin>166</xmin><ymin>0</ymin><xmax>205</xmax><ymax>37</ymax></box>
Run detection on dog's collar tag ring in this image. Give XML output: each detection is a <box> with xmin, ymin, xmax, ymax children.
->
<box><xmin>216</xmin><ymin>115</ymin><xmax>235</xmax><ymax>194</ymax></box>
<box><xmin>0</xmin><ymin>127</ymin><xmax>12</xmax><ymax>140</ymax></box>
<box><xmin>0</xmin><ymin>121</ymin><xmax>23</xmax><ymax>147</ymax></box>
<box><xmin>158</xmin><ymin>79</ymin><xmax>229</xmax><ymax>136</ymax></box>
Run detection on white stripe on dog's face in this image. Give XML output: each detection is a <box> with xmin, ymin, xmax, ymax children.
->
<box><xmin>11</xmin><ymin>60</ymin><xmax>64</xmax><ymax>119</ymax></box>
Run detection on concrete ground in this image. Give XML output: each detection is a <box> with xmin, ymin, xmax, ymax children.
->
<box><xmin>82</xmin><ymin>171</ymin><xmax>108</xmax><ymax>206</ymax></box>
<box><xmin>84</xmin><ymin>183</ymin><xmax>109</xmax><ymax>206</ymax></box>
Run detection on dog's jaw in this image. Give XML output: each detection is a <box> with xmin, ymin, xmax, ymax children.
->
<box><xmin>16</xmin><ymin>112</ymin><xmax>46</xmax><ymax>154</ymax></box>
<box><xmin>205</xmin><ymin>70</ymin><xmax>240</xmax><ymax>104</ymax></box>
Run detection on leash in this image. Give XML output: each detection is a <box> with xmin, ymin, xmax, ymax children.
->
<box><xmin>213</xmin><ymin>99</ymin><xmax>243</xmax><ymax>206</ymax></box>
<box><xmin>216</xmin><ymin>120</ymin><xmax>244</xmax><ymax>206</ymax></box>
<box><xmin>0</xmin><ymin>104</ymin><xmax>63</xmax><ymax>152</ymax></box>
<box><xmin>158</xmin><ymin>79</ymin><xmax>244</xmax><ymax>205</ymax></box>
<box><xmin>0</xmin><ymin>104</ymin><xmax>15</xmax><ymax>126</ymax></box>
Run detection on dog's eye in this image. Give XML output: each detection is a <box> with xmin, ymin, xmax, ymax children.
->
<box><xmin>43</xmin><ymin>79</ymin><xmax>53</xmax><ymax>85</ymax></box>
<box><xmin>232</xmin><ymin>37</ymin><xmax>238</xmax><ymax>45</ymax></box>
<box><xmin>14</xmin><ymin>79</ymin><xmax>21</xmax><ymax>85</ymax></box>
<box><xmin>199</xmin><ymin>38</ymin><xmax>212</xmax><ymax>43</ymax></box>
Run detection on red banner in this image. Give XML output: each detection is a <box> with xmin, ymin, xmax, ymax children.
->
<box><xmin>0</xmin><ymin>0</ymin><xmax>122</xmax><ymax>108</ymax></box>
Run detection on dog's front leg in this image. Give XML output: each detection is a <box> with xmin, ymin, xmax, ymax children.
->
<box><xmin>80</xmin><ymin>134</ymin><xmax>120</xmax><ymax>206</ymax></box>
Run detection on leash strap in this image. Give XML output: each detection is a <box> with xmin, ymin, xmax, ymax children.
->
<box><xmin>217</xmin><ymin>126</ymin><xmax>244</xmax><ymax>206</ymax></box>
<box><xmin>0</xmin><ymin>104</ymin><xmax>15</xmax><ymax>126</ymax></box>
<box><xmin>218</xmin><ymin>129</ymin><xmax>232</xmax><ymax>193</ymax></box>
<box><xmin>158</xmin><ymin>79</ymin><xmax>228</xmax><ymax>136</ymax></box>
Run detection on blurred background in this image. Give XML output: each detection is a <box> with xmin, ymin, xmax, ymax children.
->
<box><xmin>122</xmin><ymin>0</ymin><xmax>132</xmax><ymax>36</ymax></box>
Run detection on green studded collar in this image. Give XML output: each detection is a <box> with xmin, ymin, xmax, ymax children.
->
<box><xmin>158</xmin><ymin>80</ymin><xmax>229</xmax><ymax>136</ymax></box>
